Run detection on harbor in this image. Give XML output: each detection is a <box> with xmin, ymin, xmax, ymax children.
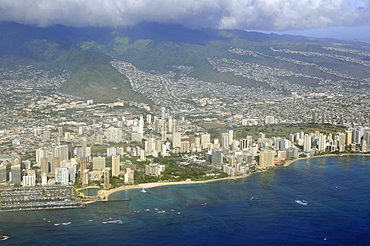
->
<box><xmin>0</xmin><ymin>186</ymin><xmax>84</xmax><ymax>212</ymax></box>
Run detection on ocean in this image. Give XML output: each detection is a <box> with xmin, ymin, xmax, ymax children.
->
<box><xmin>1</xmin><ymin>155</ymin><xmax>370</xmax><ymax>245</ymax></box>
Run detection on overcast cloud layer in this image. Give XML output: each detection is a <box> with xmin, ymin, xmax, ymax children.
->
<box><xmin>0</xmin><ymin>0</ymin><xmax>369</xmax><ymax>30</ymax></box>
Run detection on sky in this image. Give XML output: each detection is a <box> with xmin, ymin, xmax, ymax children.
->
<box><xmin>1</xmin><ymin>0</ymin><xmax>370</xmax><ymax>40</ymax></box>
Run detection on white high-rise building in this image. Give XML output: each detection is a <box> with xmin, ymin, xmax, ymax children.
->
<box><xmin>172</xmin><ymin>132</ymin><xmax>181</xmax><ymax>149</ymax></box>
<box><xmin>265</xmin><ymin>116</ymin><xmax>275</xmax><ymax>125</ymax></box>
<box><xmin>82</xmin><ymin>137</ymin><xmax>87</xmax><ymax>157</ymax></box>
<box><xmin>138</xmin><ymin>116</ymin><xmax>144</xmax><ymax>134</ymax></box>
<box><xmin>146</xmin><ymin>114</ymin><xmax>152</xmax><ymax>124</ymax></box>
<box><xmin>303</xmin><ymin>134</ymin><xmax>312</xmax><ymax>152</ymax></box>
<box><xmin>82</xmin><ymin>169</ymin><xmax>90</xmax><ymax>185</ymax></box>
<box><xmin>112</xmin><ymin>155</ymin><xmax>120</xmax><ymax>177</ymax></box>
<box><xmin>107</xmin><ymin>147</ymin><xmax>117</xmax><ymax>157</ymax></box>
<box><xmin>338</xmin><ymin>133</ymin><xmax>346</xmax><ymax>149</ymax></box>
<box><xmin>43</xmin><ymin>130</ymin><xmax>51</xmax><ymax>142</ymax></box>
<box><xmin>161</xmin><ymin>107</ymin><xmax>166</xmax><ymax>119</ymax></box>
<box><xmin>318</xmin><ymin>134</ymin><xmax>327</xmax><ymax>151</ymax></box>
<box><xmin>23</xmin><ymin>175</ymin><xmax>36</xmax><ymax>187</ymax></box>
<box><xmin>41</xmin><ymin>173</ymin><xmax>48</xmax><ymax>186</ymax></box>
<box><xmin>106</xmin><ymin>127</ymin><xmax>123</xmax><ymax>143</ymax></box>
<box><xmin>92</xmin><ymin>156</ymin><xmax>106</xmax><ymax>170</ymax></box>
<box><xmin>221</xmin><ymin>133</ymin><xmax>229</xmax><ymax>149</ymax></box>
<box><xmin>161</xmin><ymin>144</ymin><xmax>167</xmax><ymax>156</ymax></box>
<box><xmin>54</xmin><ymin>145</ymin><xmax>69</xmax><ymax>162</ymax></box>
<box><xmin>200</xmin><ymin>133</ymin><xmax>211</xmax><ymax>149</ymax></box>
<box><xmin>145</xmin><ymin>163</ymin><xmax>165</xmax><ymax>176</ymax></box>
<box><xmin>259</xmin><ymin>150</ymin><xmax>275</xmax><ymax>169</ymax></box>
<box><xmin>144</xmin><ymin>138</ymin><xmax>155</xmax><ymax>154</ymax></box>
<box><xmin>124</xmin><ymin>168</ymin><xmax>134</xmax><ymax>184</ymax></box>
<box><xmin>36</xmin><ymin>147</ymin><xmax>48</xmax><ymax>165</ymax></box>
<box><xmin>228</xmin><ymin>129</ymin><xmax>233</xmax><ymax>147</ymax></box>
<box><xmin>55</xmin><ymin>167</ymin><xmax>69</xmax><ymax>185</ymax></box>
<box><xmin>58</xmin><ymin>127</ymin><xmax>63</xmax><ymax>138</ymax></box>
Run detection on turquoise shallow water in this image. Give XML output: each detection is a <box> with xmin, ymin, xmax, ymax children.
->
<box><xmin>78</xmin><ymin>187</ymin><xmax>100</xmax><ymax>197</ymax></box>
<box><xmin>1</xmin><ymin>155</ymin><xmax>370</xmax><ymax>245</ymax></box>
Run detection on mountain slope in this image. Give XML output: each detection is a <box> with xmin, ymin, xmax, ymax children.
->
<box><xmin>1</xmin><ymin>22</ymin><xmax>370</xmax><ymax>105</ymax></box>
<box><xmin>0</xmin><ymin>23</ymin><xmax>148</xmax><ymax>103</ymax></box>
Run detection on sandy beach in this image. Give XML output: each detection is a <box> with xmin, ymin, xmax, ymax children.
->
<box><xmin>92</xmin><ymin>153</ymin><xmax>370</xmax><ymax>201</ymax></box>
<box><xmin>99</xmin><ymin>175</ymin><xmax>250</xmax><ymax>200</ymax></box>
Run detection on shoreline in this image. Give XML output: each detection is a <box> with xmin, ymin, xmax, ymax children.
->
<box><xmin>93</xmin><ymin>153</ymin><xmax>370</xmax><ymax>201</ymax></box>
<box><xmin>283</xmin><ymin>153</ymin><xmax>370</xmax><ymax>167</ymax></box>
<box><xmin>100</xmin><ymin>175</ymin><xmax>250</xmax><ymax>200</ymax></box>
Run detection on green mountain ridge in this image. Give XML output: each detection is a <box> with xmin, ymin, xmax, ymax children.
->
<box><xmin>0</xmin><ymin>26</ymin><xmax>147</xmax><ymax>103</ymax></box>
<box><xmin>1</xmin><ymin>22</ymin><xmax>370</xmax><ymax>103</ymax></box>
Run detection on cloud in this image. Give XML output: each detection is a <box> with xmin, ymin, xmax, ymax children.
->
<box><xmin>0</xmin><ymin>0</ymin><xmax>369</xmax><ymax>30</ymax></box>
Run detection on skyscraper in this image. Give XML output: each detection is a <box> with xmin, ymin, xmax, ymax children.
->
<box><xmin>58</xmin><ymin>127</ymin><xmax>64</xmax><ymax>138</ymax></box>
<box><xmin>82</xmin><ymin>137</ymin><xmax>87</xmax><ymax>157</ymax></box>
<box><xmin>172</xmin><ymin>132</ymin><xmax>181</xmax><ymax>149</ymax></box>
<box><xmin>36</xmin><ymin>147</ymin><xmax>48</xmax><ymax>165</ymax></box>
<box><xmin>43</xmin><ymin>130</ymin><xmax>51</xmax><ymax>142</ymax></box>
<box><xmin>338</xmin><ymin>132</ymin><xmax>346</xmax><ymax>150</ymax></box>
<box><xmin>80</xmin><ymin>157</ymin><xmax>87</xmax><ymax>174</ymax></box>
<box><xmin>200</xmin><ymin>133</ymin><xmax>211</xmax><ymax>149</ymax></box>
<box><xmin>161</xmin><ymin>107</ymin><xmax>166</xmax><ymax>119</ymax></box>
<box><xmin>180</xmin><ymin>141</ymin><xmax>190</xmax><ymax>153</ymax></box>
<box><xmin>221</xmin><ymin>132</ymin><xmax>229</xmax><ymax>149</ymax></box>
<box><xmin>106</xmin><ymin>127</ymin><xmax>123</xmax><ymax>143</ymax></box>
<box><xmin>303</xmin><ymin>134</ymin><xmax>312</xmax><ymax>152</ymax></box>
<box><xmin>138</xmin><ymin>116</ymin><xmax>144</xmax><ymax>134</ymax></box>
<box><xmin>228</xmin><ymin>129</ymin><xmax>234</xmax><ymax>147</ymax></box>
<box><xmin>93</xmin><ymin>156</ymin><xmax>106</xmax><ymax>171</ymax></box>
<box><xmin>82</xmin><ymin>169</ymin><xmax>89</xmax><ymax>186</ymax></box>
<box><xmin>144</xmin><ymin>137</ymin><xmax>155</xmax><ymax>154</ymax></box>
<box><xmin>55</xmin><ymin>167</ymin><xmax>69</xmax><ymax>185</ymax></box>
<box><xmin>112</xmin><ymin>155</ymin><xmax>120</xmax><ymax>177</ymax></box>
<box><xmin>318</xmin><ymin>134</ymin><xmax>326</xmax><ymax>151</ymax></box>
<box><xmin>211</xmin><ymin>149</ymin><xmax>223</xmax><ymax>167</ymax></box>
<box><xmin>54</xmin><ymin>145</ymin><xmax>69</xmax><ymax>162</ymax></box>
<box><xmin>103</xmin><ymin>168</ymin><xmax>110</xmax><ymax>188</ymax></box>
<box><xmin>11</xmin><ymin>165</ymin><xmax>21</xmax><ymax>185</ymax></box>
<box><xmin>124</xmin><ymin>168</ymin><xmax>134</xmax><ymax>184</ymax></box>
<box><xmin>345</xmin><ymin>130</ymin><xmax>352</xmax><ymax>146</ymax></box>
<box><xmin>195</xmin><ymin>137</ymin><xmax>201</xmax><ymax>149</ymax></box>
<box><xmin>0</xmin><ymin>165</ymin><xmax>8</xmax><ymax>183</ymax></box>
<box><xmin>146</xmin><ymin>114</ymin><xmax>152</xmax><ymax>125</ymax></box>
<box><xmin>259</xmin><ymin>150</ymin><xmax>275</xmax><ymax>169</ymax></box>
<box><xmin>168</xmin><ymin>117</ymin><xmax>173</xmax><ymax>133</ymax></box>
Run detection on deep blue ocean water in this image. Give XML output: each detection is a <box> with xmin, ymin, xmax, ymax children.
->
<box><xmin>1</xmin><ymin>155</ymin><xmax>370</xmax><ymax>245</ymax></box>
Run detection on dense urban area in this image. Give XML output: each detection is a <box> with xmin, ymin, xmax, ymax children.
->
<box><xmin>1</xmin><ymin>44</ymin><xmax>370</xmax><ymax>211</ymax></box>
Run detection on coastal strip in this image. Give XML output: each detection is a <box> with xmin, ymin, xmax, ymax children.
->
<box><xmin>99</xmin><ymin>153</ymin><xmax>370</xmax><ymax>201</ymax></box>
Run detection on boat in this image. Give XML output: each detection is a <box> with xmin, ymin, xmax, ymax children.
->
<box><xmin>102</xmin><ymin>219</ymin><xmax>123</xmax><ymax>224</ymax></box>
<box><xmin>54</xmin><ymin>223</ymin><xmax>60</xmax><ymax>226</ymax></box>
<box><xmin>0</xmin><ymin>236</ymin><xmax>9</xmax><ymax>241</ymax></box>
<box><xmin>295</xmin><ymin>200</ymin><xmax>308</xmax><ymax>205</ymax></box>
<box><xmin>61</xmin><ymin>222</ymin><xmax>71</xmax><ymax>226</ymax></box>
<box><xmin>140</xmin><ymin>188</ymin><xmax>147</xmax><ymax>193</ymax></box>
